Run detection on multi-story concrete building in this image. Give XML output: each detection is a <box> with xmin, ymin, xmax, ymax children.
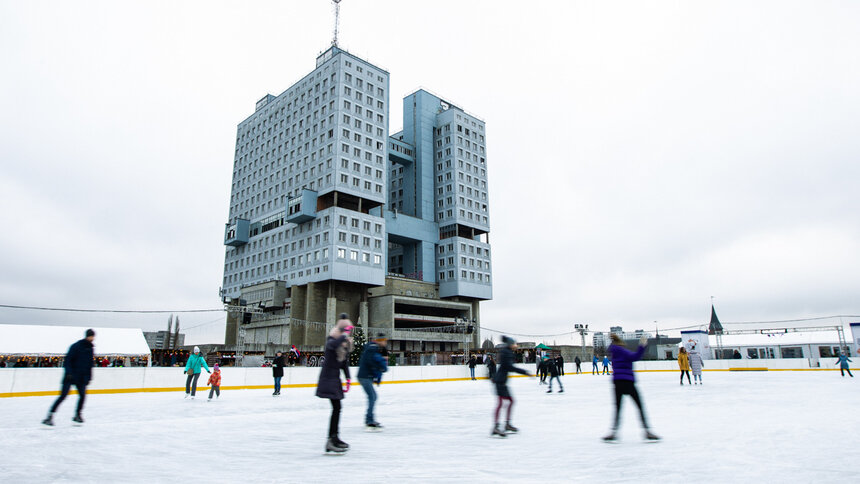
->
<box><xmin>220</xmin><ymin>46</ymin><xmax>492</xmax><ymax>361</ymax></box>
<box><xmin>143</xmin><ymin>331</ymin><xmax>185</xmax><ymax>351</ymax></box>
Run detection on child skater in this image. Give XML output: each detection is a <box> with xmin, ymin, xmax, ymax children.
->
<box><xmin>603</xmin><ymin>334</ymin><xmax>660</xmax><ymax>442</ymax></box>
<box><xmin>208</xmin><ymin>364</ymin><xmax>221</xmax><ymax>400</ymax></box>
<box><xmin>491</xmin><ymin>336</ymin><xmax>531</xmax><ymax>437</ymax></box>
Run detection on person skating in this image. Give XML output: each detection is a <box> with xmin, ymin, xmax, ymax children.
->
<box><xmin>184</xmin><ymin>346</ymin><xmax>211</xmax><ymax>399</ymax></box>
<box><xmin>678</xmin><ymin>347</ymin><xmax>692</xmax><ymax>385</ymax></box>
<box><xmin>689</xmin><ymin>345</ymin><xmax>704</xmax><ymax>384</ymax></box>
<box><xmin>272</xmin><ymin>351</ymin><xmax>285</xmax><ymax>395</ymax></box>
<box><xmin>574</xmin><ymin>355</ymin><xmax>582</xmax><ymax>374</ymax></box>
<box><xmin>546</xmin><ymin>356</ymin><xmax>564</xmax><ymax>393</ymax></box>
<box><xmin>42</xmin><ymin>329</ymin><xmax>96</xmax><ymax>426</ymax></box>
<box><xmin>602</xmin><ymin>355</ymin><xmax>612</xmax><ymax>375</ymax></box>
<box><xmin>486</xmin><ymin>354</ymin><xmax>497</xmax><ymax>380</ymax></box>
<box><xmin>556</xmin><ymin>355</ymin><xmax>565</xmax><ymax>376</ymax></box>
<box><xmin>289</xmin><ymin>345</ymin><xmax>301</xmax><ymax>366</ymax></box>
<box><xmin>603</xmin><ymin>334</ymin><xmax>659</xmax><ymax>442</ymax></box>
<box><xmin>317</xmin><ymin>313</ymin><xmax>354</xmax><ymax>453</ymax></box>
<box><xmin>537</xmin><ymin>357</ymin><xmax>548</xmax><ymax>385</ymax></box>
<box><xmin>207</xmin><ymin>364</ymin><xmax>221</xmax><ymax>401</ymax></box>
<box><xmin>835</xmin><ymin>352</ymin><xmax>853</xmax><ymax>377</ymax></box>
<box><xmin>592</xmin><ymin>354</ymin><xmax>600</xmax><ymax>375</ymax></box>
<box><xmin>358</xmin><ymin>333</ymin><xmax>389</xmax><ymax>430</ymax></box>
<box><xmin>491</xmin><ymin>336</ymin><xmax>531</xmax><ymax>437</ymax></box>
<box><xmin>468</xmin><ymin>355</ymin><xmax>477</xmax><ymax>380</ymax></box>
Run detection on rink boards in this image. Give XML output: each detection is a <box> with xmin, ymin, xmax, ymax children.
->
<box><xmin>0</xmin><ymin>358</ymin><xmax>854</xmax><ymax>398</ymax></box>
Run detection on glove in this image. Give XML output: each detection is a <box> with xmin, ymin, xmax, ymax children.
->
<box><xmin>344</xmin><ymin>379</ymin><xmax>351</xmax><ymax>393</ymax></box>
<box><xmin>639</xmin><ymin>336</ymin><xmax>648</xmax><ymax>346</ymax></box>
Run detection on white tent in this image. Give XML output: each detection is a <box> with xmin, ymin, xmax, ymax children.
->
<box><xmin>0</xmin><ymin>324</ymin><xmax>151</xmax><ymax>356</ymax></box>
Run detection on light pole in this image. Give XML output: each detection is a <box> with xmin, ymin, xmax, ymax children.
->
<box><xmin>574</xmin><ymin>324</ymin><xmax>589</xmax><ymax>360</ymax></box>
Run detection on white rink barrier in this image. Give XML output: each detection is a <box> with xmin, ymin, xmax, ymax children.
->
<box><xmin>0</xmin><ymin>358</ymin><xmax>855</xmax><ymax>398</ymax></box>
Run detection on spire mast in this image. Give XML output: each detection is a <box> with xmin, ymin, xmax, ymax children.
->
<box><xmin>332</xmin><ymin>0</ymin><xmax>342</xmax><ymax>47</ymax></box>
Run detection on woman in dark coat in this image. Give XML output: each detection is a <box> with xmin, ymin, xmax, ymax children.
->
<box><xmin>316</xmin><ymin>313</ymin><xmax>354</xmax><ymax>453</ymax></box>
<box><xmin>272</xmin><ymin>351</ymin><xmax>286</xmax><ymax>395</ymax></box>
<box><xmin>603</xmin><ymin>333</ymin><xmax>659</xmax><ymax>442</ymax></box>
<box><xmin>491</xmin><ymin>336</ymin><xmax>530</xmax><ymax>437</ymax></box>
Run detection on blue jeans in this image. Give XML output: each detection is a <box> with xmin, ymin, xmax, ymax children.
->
<box><xmin>359</xmin><ymin>378</ymin><xmax>377</xmax><ymax>424</ymax></box>
<box><xmin>274</xmin><ymin>376</ymin><xmax>282</xmax><ymax>393</ymax></box>
<box><xmin>470</xmin><ymin>368</ymin><xmax>475</xmax><ymax>379</ymax></box>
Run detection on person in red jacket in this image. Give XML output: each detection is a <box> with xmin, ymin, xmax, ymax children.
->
<box><xmin>207</xmin><ymin>364</ymin><xmax>222</xmax><ymax>401</ymax></box>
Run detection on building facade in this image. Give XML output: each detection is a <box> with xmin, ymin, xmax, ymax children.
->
<box><xmin>221</xmin><ymin>46</ymin><xmax>492</xmax><ymax>359</ymax></box>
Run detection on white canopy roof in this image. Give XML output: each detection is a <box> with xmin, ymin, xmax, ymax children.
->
<box><xmin>0</xmin><ymin>324</ymin><xmax>151</xmax><ymax>356</ymax></box>
<box><xmin>707</xmin><ymin>331</ymin><xmax>842</xmax><ymax>347</ymax></box>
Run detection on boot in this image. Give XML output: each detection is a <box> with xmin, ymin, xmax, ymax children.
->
<box><xmin>644</xmin><ymin>430</ymin><xmax>661</xmax><ymax>441</ymax></box>
<box><xmin>504</xmin><ymin>422</ymin><xmax>519</xmax><ymax>433</ymax></box>
<box><xmin>491</xmin><ymin>425</ymin><xmax>507</xmax><ymax>438</ymax></box>
<box><xmin>325</xmin><ymin>438</ymin><xmax>347</xmax><ymax>453</ymax></box>
<box><xmin>72</xmin><ymin>413</ymin><xmax>84</xmax><ymax>424</ymax></box>
<box><xmin>42</xmin><ymin>414</ymin><xmax>54</xmax><ymax>426</ymax></box>
<box><xmin>602</xmin><ymin>431</ymin><xmax>617</xmax><ymax>442</ymax></box>
<box><xmin>332</xmin><ymin>437</ymin><xmax>349</xmax><ymax>449</ymax></box>
<box><xmin>558</xmin><ymin>388</ymin><xmax>564</xmax><ymax>393</ymax></box>
<box><xmin>184</xmin><ymin>393</ymin><xmax>190</xmax><ymax>399</ymax></box>
<box><xmin>547</xmin><ymin>388</ymin><xmax>552</xmax><ymax>393</ymax></box>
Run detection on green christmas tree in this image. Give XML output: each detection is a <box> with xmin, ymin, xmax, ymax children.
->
<box><xmin>349</xmin><ymin>326</ymin><xmax>366</xmax><ymax>366</ymax></box>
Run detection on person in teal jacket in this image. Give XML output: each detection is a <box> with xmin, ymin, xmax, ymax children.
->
<box><xmin>602</xmin><ymin>355</ymin><xmax>612</xmax><ymax>375</ymax></box>
<box><xmin>184</xmin><ymin>346</ymin><xmax>211</xmax><ymax>398</ymax></box>
<box><xmin>835</xmin><ymin>353</ymin><xmax>853</xmax><ymax>377</ymax></box>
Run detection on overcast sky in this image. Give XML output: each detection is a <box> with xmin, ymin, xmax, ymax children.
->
<box><xmin>1</xmin><ymin>0</ymin><xmax>858</xmax><ymax>345</ymax></box>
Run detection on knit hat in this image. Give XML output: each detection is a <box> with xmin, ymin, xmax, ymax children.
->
<box><xmin>501</xmin><ymin>335</ymin><xmax>515</xmax><ymax>345</ymax></box>
<box><xmin>214</xmin><ymin>364</ymin><xmax>220</xmax><ymax>371</ymax></box>
<box><xmin>338</xmin><ymin>313</ymin><xmax>350</xmax><ymax>320</ymax></box>
<box><xmin>85</xmin><ymin>329</ymin><xmax>95</xmax><ymax>337</ymax></box>
<box><xmin>193</xmin><ymin>346</ymin><xmax>200</xmax><ymax>353</ymax></box>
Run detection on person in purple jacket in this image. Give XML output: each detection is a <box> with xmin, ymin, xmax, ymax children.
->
<box><xmin>603</xmin><ymin>333</ymin><xmax>660</xmax><ymax>442</ymax></box>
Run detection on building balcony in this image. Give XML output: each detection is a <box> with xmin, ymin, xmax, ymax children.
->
<box><xmin>286</xmin><ymin>189</ymin><xmax>318</xmax><ymax>224</ymax></box>
<box><xmin>224</xmin><ymin>219</ymin><xmax>250</xmax><ymax>246</ymax></box>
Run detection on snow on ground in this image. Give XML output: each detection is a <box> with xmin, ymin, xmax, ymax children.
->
<box><xmin>0</xmin><ymin>370</ymin><xmax>858</xmax><ymax>483</ymax></box>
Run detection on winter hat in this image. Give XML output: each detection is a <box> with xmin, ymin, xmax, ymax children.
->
<box><xmin>193</xmin><ymin>346</ymin><xmax>200</xmax><ymax>353</ymax></box>
<box><xmin>501</xmin><ymin>335</ymin><xmax>515</xmax><ymax>345</ymax></box>
<box><xmin>338</xmin><ymin>313</ymin><xmax>350</xmax><ymax>321</ymax></box>
<box><xmin>85</xmin><ymin>329</ymin><xmax>96</xmax><ymax>337</ymax></box>
<box><xmin>214</xmin><ymin>364</ymin><xmax>220</xmax><ymax>371</ymax></box>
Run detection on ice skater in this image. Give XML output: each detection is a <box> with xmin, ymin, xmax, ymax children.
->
<box><xmin>207</xmin><ymin>364</ymin><xmax>221</xmax><ymax>400</ymax></box>
<box><xmin>835</xmin><ymin>352</ymin><xmax>853</xmax><ymax>377</ymax></box>
<box><xmin>42</xmin><ymin>329</ymin><xmax>95</xmax><ymax>426</ymax></box>
<box><xmin>538</xmin><ymin>357</ymin><xmax>549</xmax><ymax>384</ymax></box>
<box><xmin>574</xmin><ymin>355</ymin><xmax>582</xmax><ymax>374</ymax></box>
<box><xmin>486</xmin><ymin>354</ymin><xmax>497</xmax><ymax>380</ymax></box>
<box><xmin>602</xmin><ymin>355</ymin><xmax>612</xmax><ymax>375</ymax></box>
<box><xmin>689</xmin><ymin>345</ymin><xmax>704</xmax><ymax>384</ymax></box>
<box><xmin>592</xmin><ymin>354</ymin><xmax>600</xmax><ymax>375</ymax></box>
<box><xmin>316</xmin><ymin>313</ymin><xmax>354</xmax><ymax>453</ymax></box>
<box><xmin>272</xmin><ymin>351</ymin><xmax>285</xmax><ymax>395</ymax></box>
<box><xmin>491</xmin><ymin>336</ymin><xmax>531</xmax><ymax>437</ymax></box>
<box><xmin>556</xmin><ymin>355</ymin><xmax>565</xmax><ymax>376</ymax></box>
<box><xmin>468</xmin><ymin>355</ymin><xmax>477</xmax><ymax>380</ymax></box>
<box><xmin>603</xmin><ymin>334</ymin><xmax>660</xmax><ymax>442</ymax></box>
<box><xmin>678</xmin><ymin>347</ymin><xmax>692</xmax><ymax>385</ymax></box>
<box><xmin>358</xmin><ymin>333</ymin><xmax>388</xmax><ymax>430</ymax></box>
<box><xmin>184</xmin><ymin>346</ymin><xmax>211</xmax><ymax>399</ymax></box>
<box><xmin>546</xmin><ymin>356</ymin><xmax>564</xmax><ymax>393</ymax></box>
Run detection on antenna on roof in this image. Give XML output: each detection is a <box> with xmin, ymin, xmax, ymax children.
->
<box><xmin>332</xmin><ymin>0</ymin><xmax>342</xmax><ymax>47</ymax></box>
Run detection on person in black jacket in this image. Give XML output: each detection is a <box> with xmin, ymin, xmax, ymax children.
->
<box><xmin>42</xmin><ymin>329</ymin><xmax>95</xmax><ymax>426</ymax></box>
<box><xmin>486</xmin><ymin>354</ymin><xmax>497</xmax><ymax>380</ymax></box>
<box><xmin>467</xmin><ymin>355</ymin><xmax>477</xmax><ymax>380</ymax></box>
<box><xmin>491</xmin><ymin>336</ymin><xmax>531</xmax><ymax>437</ymax></box>
<box><xmin>272</xmin><ymin>351</ymin><xmax>286</xmax><ymax>396</ymax></box>
<box><xmin>538</xmin><ymin>357</ymin><xmax>548</xmax><ymax>385</ymax></box>
<box><xmin>546</xmin><ymin>357</ymin><xmax>564</xmax><ymax>393</ymax></box>
<box><xmin>556</xmin><ymin>355</ymin><xmax>565</xmax><ymax>376</ymax></box>
<box><xmin>574</xmin><ymin>355</ymin><xmax>582</xmax><ymax>374</ymax></box>
<box><xmin>316</xmin><ymin>314</ymin><xmax>354</xmax><ymax>453</ymax></box>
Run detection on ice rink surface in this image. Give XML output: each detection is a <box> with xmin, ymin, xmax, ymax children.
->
<box><xmin>1</xmin><ymin>370</ymin><xmax>857</xmax><ymax>483</ymax></box>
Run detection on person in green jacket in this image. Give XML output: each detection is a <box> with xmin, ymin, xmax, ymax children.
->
<box><xmin>184</xmin><ymin>346</ymin><xmax>211</xmax><ymax>399</ymax></box>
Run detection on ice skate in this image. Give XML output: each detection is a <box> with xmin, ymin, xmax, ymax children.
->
<box><xmin>644</xmin><ymin>430</ymin><xmax>661</xmax><ymax>442</ymax></box>
<box><xmin>504</xmin><ymin>422</ymin><xmax>519</xmax><ymax>433</ymax></box>
<box><xmin>546</xmin><ymin>388</ymin><xmax>552</xmax><ymax>393</ymax></box>
<box><xmin>184</xmin><ymin>393</ymin><xmax>190</xmax><ymax>399</ymax></box>
<box><xmin>602</xmin><ymin>432</ymin><xmax>618</xmax><ymax>443</ymax></box>
<box><xmin>332</xmin><ymin>437</ymin><xmax>349</xmax><ymax>449</ymax></box>
<box><xmin>491</xmin><ymin>425</ymin><xmax>507</xmax><ymax>438</ymax></box>
<box><xmin>72</xmin><ymin>413</ymin><xmax>84</xmax><ymax>424</ymax></box>
<box><xmin>41</xmin><ymin>414</ymin><xmax>54</xmax><ymax>426</ymax></box>
<box><xmin>558</xmin><ymin>388</ymin><xmax>564</xmax><ymax>393</ymax></box>
<box><xmin>365</xmin><ymin>423</ymin><xmax>383</xmax><ymax>432</ymax></box>
<box><xmin>325</xmin><ymin>438</ymin><xmax>347</xmax><ymax>453</ymax></box>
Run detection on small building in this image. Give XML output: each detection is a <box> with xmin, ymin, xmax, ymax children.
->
<box><xmin>0</xmin><ymin>324</ymin><xmax>152</xmax><ymax>367</ymax></box>
<box><xmin>707</xmin><ymin>332</ymin><xmax>855</xmax><ymax>361</ymax></box>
